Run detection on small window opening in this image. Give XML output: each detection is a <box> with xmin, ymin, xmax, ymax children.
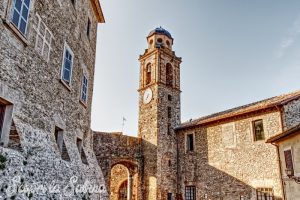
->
<box><xmin>167</xmin><ymin>193</ymin><xmax>172</xmax><ymax>200</ymax></box>
<box><xmin>168</xmin><ymin>107</ymin><xmax>172</xmax><ymax>118</ymax></box>
<box><xmin>77</xmin><ymin>138</ymin><xmax>88</xmax><ymax>165</ymax></box>
<box><xmin>166</xmin><ymin>63</ymin><xmax>173</xmax><ymax>87</ymax></box>
<box><xmin>168</xmin><ymin>160</ymin><xmax>171</xmax><ymax>167</ymax></box>
<box><xmin>54</xmin><ymin>127</ymin><xmax>70</xmax><ymax>161</ymax></box>
<box><xmin>253</xmin><ymin>120</ymin><xmax>265</xmax><ymax>141</ymax></box>
<box><xmin>256</xmin><ymin>188</ymin><xmax>274</xmax><ymax>200</ymax></box>
<box><xmin>186</xmin><ymin>134</ymin><xmax>194</xmax><ymax>152</ymax></box>
<box><xmin>146</xmin><ymin>63</ymin><xmax>151</xmax><ymax>85</ymax></box>
<box><xmin>284</xmin><ymin>149</ymin><xmax>294</xmax><ymax>176</ymax></box>
<box><xmin>87</xmin><ymin>18</ymin><xmax>91</xmax><ymax>39</ymax></box>
<box><xmin>168</xmin><ymin>95</ymin><xmax>172</xmax><ymax>101</ymax></box>
<box><xmin>166</xmin><ymin>40</ymin><xmax>170</xmax><ymax>47</ymax></box>
<box><xmin>0</xmin><ymin>103</ymin><xmax>5</xmax><ymax>138</ymax></box>
<box><xmin>167</xmin><ymin>123</ymin><xmax>172</xmax><ymax>135</ymax></box>
<box><xmin>185</xmin><ymin>186</ymin><xmax>196</xmax><ymax>200</ymax></box>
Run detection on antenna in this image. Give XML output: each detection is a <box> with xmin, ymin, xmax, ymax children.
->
<box><xmin>122</xmin><ymin>117</ymin><xmax>126</xmax><ymax>133</ymax></box>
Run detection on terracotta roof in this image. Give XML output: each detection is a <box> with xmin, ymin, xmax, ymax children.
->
<box><xmin>177</xmin><ymin>90</ymin><xmax>300</xmax><ymax>130</ymax></box>
<box><xmin>267</xmin><ymin>124</ymin><xmax>300</xmax><ymax>143</ymax></box>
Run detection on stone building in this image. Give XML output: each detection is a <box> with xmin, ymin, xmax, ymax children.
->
<box><xmin>267</xmin><ymin>99</ymin><xmax>300</xmax><ymax>200</ymax></box>
<box><xmin>0</xmin><ymin>0</ymin><xmax>107</xmax><ymax>199</ymax></box>
<box><xmin>93</xmin><ymin>27</ymin><xmax>300</xmax><ymax>200</ymax></box>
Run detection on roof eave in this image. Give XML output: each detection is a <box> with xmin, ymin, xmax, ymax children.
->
<box><xmin>266</xmin><ymin>124</ymin><xmax>300</xmax><ymax>143</ymax></box>
<box><xmin>91</xmin><ymin>0</ymin><xmax>105</xmax><ymax>23</ymax></box>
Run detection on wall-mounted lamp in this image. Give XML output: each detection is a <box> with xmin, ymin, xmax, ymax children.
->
<box><xmin>285</xmin><ymin>168</ymin><xmax>300</xmax><ymax>184</ymax></box>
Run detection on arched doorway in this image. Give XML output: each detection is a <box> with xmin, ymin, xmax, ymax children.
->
<box><xmin>109</xmin><ymin>161</ymin><xmax>139</xmax><ymax>200</ymax></box>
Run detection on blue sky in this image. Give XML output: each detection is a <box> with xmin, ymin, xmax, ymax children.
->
<box><xmin>91</xmin><ymin>0</ymin><xmax>300</xmax><ymax>136</ymax></box>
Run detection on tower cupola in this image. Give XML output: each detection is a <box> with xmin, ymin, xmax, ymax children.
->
<box><xmin>147</xmin><ymin>27</ymin><xmax>173</xmax><ymax>50</ymax></box>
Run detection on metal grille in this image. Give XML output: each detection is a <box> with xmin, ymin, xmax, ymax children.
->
<box><xmin>257</xmin><ymin>188</ymin><xmax>274</xmax><ymax>200</ymax></box>
<box><xmin>118</xmin><ymin>180</ymin><xmax>128</xmax><ymax>200</ymax></box>
<box><xmin>0</xmin><ymin>104</ymin><xmax>5</xmax><ymax>138</ymax></box>
<box><xmin>185</xmin><ymin>186</ymin><xmax>196</xmax><ymax>200</ymax></box>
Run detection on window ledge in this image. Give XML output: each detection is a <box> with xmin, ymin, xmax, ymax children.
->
<box><xmin>2</xmin><ymin>18</ymin><xmax>29</xmax><ymax>46</ymax></box>
<box><xmin>59</xmin><ymin>79</ymin><xmax>71</xmax><ymax>91</ymax></box>
<box><xmin>79</xmin><ymin>100</ymin><xmax>88</xmax><ymax>108</ymax></box>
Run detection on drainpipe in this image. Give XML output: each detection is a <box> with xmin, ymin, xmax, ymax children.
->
<box><xmin>274</xmin><ymin>105</ymin><xmax>286</xmax><ymax>200</ymax></box>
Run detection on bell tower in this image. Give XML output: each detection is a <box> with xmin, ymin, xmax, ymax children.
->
<box><xmin>138</xmin><ymin>27</ymin><xmax>182</xmax><ymax>200</ymax></box>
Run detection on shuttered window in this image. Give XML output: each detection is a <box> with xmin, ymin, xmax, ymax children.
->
<box><xmin>186</xmin><ymin>134</ymin><xmax>194</xmax><ymax>152</ymax></box>
<box><xmin>284</xmin><ymin>149</ymin><xmax>294</xmax><ymax>176</ymax></box>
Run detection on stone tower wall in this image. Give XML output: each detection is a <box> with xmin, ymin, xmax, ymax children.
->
<box><xmin>138</xmin><ymin>32</ymin><xmax>182</xmax><ymax>199</ymax></box>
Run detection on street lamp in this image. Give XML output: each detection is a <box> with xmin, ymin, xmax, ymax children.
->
<box><xmin>285</xmin><ymin>168</ymin><xmax>300</xmax><ymax>184</ymax></box>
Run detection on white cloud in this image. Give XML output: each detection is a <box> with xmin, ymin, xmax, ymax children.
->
<box><xmin>277</xmin><ymin>15</ymin><xmax>300</xmax><ymax>58</ymax></box>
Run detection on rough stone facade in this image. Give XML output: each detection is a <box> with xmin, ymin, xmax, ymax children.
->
<box><xmin>177</xmin><ymin>109</ymin><xmax>284</xmax><ymax>200</ymax></box>
<box><xmin>282</xmin><ymin>98</ymin><xmax>300</xmax><ymax>130</ymax></box>
<box><xmin>0</xmin><ymin>0</ymin><xmax>107</xmax><ymax>199</ymax></box>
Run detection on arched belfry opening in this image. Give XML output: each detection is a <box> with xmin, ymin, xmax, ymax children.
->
<box><xmin>166</xmin><ymin>63</ymin><xmax>173</xmax><ymax>87</ymax></box>
<box><xmin>146</xmin><ymin>63</ymin><xmax>151</xmax><ymax>85</ymax></box>
<box><xmin>110</xmin><ymin>161</ymin><xmax>139</xmax><ymax>200</ymax></box>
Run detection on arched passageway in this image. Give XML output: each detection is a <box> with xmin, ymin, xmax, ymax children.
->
<box><xmin>110</xmin><ymin>161</ymin><xmax>139</xmax><ymax>200</ymax></box>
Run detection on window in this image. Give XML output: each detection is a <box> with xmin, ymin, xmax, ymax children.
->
<box><xmin>167</xmin><ymin>123</ymin><xmax>171</xmax><ymax>135</ymax></box>
<box><xmin>61</xmin><ymin>44</ymin><xmax>74</xmax><ymax>85</ymax></box>
<box><xmin>168</xmin><ymin>95</ymin><xmax>172</xmax><ymax>101</ymax></box>
<box><xmin>186</xmin><ymin>134</ymin><xmax>194</xmax><ymax>152</ymax></box>
<box><xmin>71</xmin><ymin>0</ymin><xmax>75</xmax><ymax>6</ymax></box>
<box><xmin>146</xmin><ymin>63</ymin><xmax>151</xmax><ymax>85</ymax></box>
<box><xmin>81</xmin><ymin>75</ymin><xmax>88</xmax><ymax>103</ymax></box>
<box><xmin>34</xmin><ymin>14</ymin><xmax>52</xmax><ymax>62</ymax></box>
<box><xmin>11</xmin><ymin>0</ymin><xmax>31</xmax><ymax>35</ymax></box>
<box><xmin>0</xmin><ymin>104</ymin><xmax>5</xmax><ymax>137</ymax></box>
<box><xmin>76</xmin><ymin>138</ymin><xmax>88</xmax><ymax>165</ymax></box>
<box><xmin>284</xmin><ymin>149</ymin><xmax>294</xmax><ymax>176</ymax></box>
<box><xmin>253</xmin><ymin>120</ymin><xmax>265</xmax><ymax>141</ymax></box>
<box><xmin>0</xmin><ymin>99</ymin><xmax>14</xmax><ymax>147</ymax></box>
<box><xmin>185</xmin><ymin>186</ymin><xmax>196</xmax><ymax>200</ymax></box>
<box><xmin>256</xmin><ymin>188</ymin><xmax>274</xmax><ymax>200</ymax></box>
<box><xmin>168</xmin><ymin>160</ymin><xmax>171</xmax><ymax>167</ymax></box>
<box><xmin>167</xmin><ymin>193</ymin><xmax>172</xmax><ymax>200</ymax></box>
<box><xmin>166</xmin><ymin>63</ymin><xmax>173</xmax><ymax>87</ymax></box>
<box><xmin>168</xmin><ymin>107</ymin><xmax>172</xmax><ymax>118</ymax></box>
<box><xmin>87</xmin><ymin>18</ymin><xmax>91</xmax><ymax>39</ymax></box>
<box><xmin>54</xmin><ymin>127</ymin><xmax>70</xmax><ymax>161</ymax></box>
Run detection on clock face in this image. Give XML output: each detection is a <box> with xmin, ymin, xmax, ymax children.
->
<box><xmin>143</xmin><ymin>88</ymin><xmax>153</xmax><ymax>104</ymax></box>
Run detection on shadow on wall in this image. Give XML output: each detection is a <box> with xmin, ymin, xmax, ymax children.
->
<box><xmin>177</xmin><ymin>127</ymin><xmax>283</xmax><ymax>200</ymax></box>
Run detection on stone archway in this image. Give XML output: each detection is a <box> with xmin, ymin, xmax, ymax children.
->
<box><xmin>110</xmin><ymin>160</ymin><xmax>139</xmax><ymax>200</ymax></box>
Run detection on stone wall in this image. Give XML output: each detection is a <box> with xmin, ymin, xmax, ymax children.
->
<box><xmin>177</xmin><ymin>110</ymin><xmax>284</xmax><ymax>200</ymax></box>
<box><xmin>282</xmin><ymin>98</ymin><xmax>300</xmax><ymax>130</ymax></box>
<box><xmin>277</xmin><ymin>132</ymin><xmax>300</xmax><ymax>200</ymax></box>
<box><xmin>0</xmin><ymin>0</ymin><xmax>107</xmax><ymax>199</ymax></box>
<box><xmin>93</xmin><ymin>132</ymin><xmax>142</xmax><ymax>199</ymax></box>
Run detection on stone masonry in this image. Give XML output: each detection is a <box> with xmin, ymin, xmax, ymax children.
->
<box><xmin>0</xmin><ymin>0</ymin><xmax>107</xmax><ymax>199</ymax></box>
